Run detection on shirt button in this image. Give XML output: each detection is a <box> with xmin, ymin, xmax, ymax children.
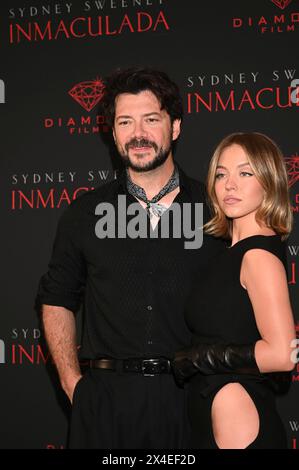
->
<box><xmin>147</xmin><ymin>305</ymin><xmax>153</xmax><ymax>311</ymax></box>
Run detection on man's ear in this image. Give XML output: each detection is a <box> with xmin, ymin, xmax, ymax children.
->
<box><xmin>112</xmin><ymin>127</ymin><xmax>116</xmax><ymax>143</ymax></box>
<box><xmin>172</xmin><ymin>119</ymin><xmax>181</xmax><ymax>141</ymax></box>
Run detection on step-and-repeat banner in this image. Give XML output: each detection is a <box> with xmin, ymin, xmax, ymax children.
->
<box><xmin>0</xmin><ymin>0</ymin><xmax>298</xmax><ymax>449</ymax></box>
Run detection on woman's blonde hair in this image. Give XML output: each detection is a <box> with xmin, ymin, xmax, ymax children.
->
<box><xmin>204</xmin><ymin>132</ymin><xmax>293</xmax><ymax>240</ymax></box>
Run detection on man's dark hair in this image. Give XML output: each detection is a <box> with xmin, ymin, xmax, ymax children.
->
<box><xmin>100</xmin><ymin>67</ymin><xmax>183</xmax><ymax>127</ymax></box>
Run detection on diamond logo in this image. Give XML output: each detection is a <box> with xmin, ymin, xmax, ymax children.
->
<box><xmin>285</xmin><ymin>155</ymin><xmax>299</xmax><ymax>187</ymax></box>
<box><xmin>271</xmin><ymin>0</ymin><xmax>293</xmax><ymax>9</ymax></box>
<box><xmin>69</xmin><ymin>79</ymin><xmax>105</xmax><ymax>112</ymax></box>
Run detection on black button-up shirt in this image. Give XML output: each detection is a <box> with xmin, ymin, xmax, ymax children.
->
<box><xmin>36</xmin><ymin>165</ymin><xmax>225</xmax><ymax>360</ymax></box>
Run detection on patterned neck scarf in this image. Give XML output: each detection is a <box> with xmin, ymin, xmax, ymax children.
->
<box><xmin>126</xmin><ymin>166</ymin><xmax>180</xmax><ymax>218</ymax></box>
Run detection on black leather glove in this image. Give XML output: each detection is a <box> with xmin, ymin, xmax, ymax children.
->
<box><xmin>172</xmin><ymin>343</ymin><xmax>260</xmax><ymax>387</ymax></box>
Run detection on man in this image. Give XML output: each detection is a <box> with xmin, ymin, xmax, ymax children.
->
<box><xmin>36</xmin><ymin>67</ymin><xmax>224</xmax><ymax>449</ymax></box>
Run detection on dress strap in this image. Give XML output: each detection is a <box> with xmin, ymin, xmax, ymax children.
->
<box><xmin>230</xmin><ymin>235</ymin><xmax>288</xmax><ymax>274</ymax></box>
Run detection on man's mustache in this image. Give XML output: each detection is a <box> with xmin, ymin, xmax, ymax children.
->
<box><xmin>125</xmin><ymin>138</ymin><xmax>158</xmax><ymax>152</ymax></box>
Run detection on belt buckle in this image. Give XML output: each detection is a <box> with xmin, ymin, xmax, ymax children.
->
<box><xmin>141</xmin><ymin>359</ymin><xmax>159</xmax><ymax>376</ymax></box>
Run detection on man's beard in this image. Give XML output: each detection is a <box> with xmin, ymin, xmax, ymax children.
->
<box><xmin>117</xmin><ymin>136</ymin><xmax>172</xmax><ymax>173</ymax></box>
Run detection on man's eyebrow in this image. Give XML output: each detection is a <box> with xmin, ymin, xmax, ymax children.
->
<box><xmin>115</xmin><ymin>112</ymin><xmax>162</xmax><ymax>120</ymax></box>
<box><xmin>116</xmin><ymin>114</ymin><xmax>132</xmax><ymax>119</ymax></box>
<box><xmin>143</xmin><ymin>112</ymin><xmax>161</xmax><ymax>117</ymax></box>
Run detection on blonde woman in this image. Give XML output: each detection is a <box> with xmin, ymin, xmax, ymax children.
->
<box><xmin>172</xmin><ymin>132</ymin><xmax>296</xmax><ymax>449</ymax></box>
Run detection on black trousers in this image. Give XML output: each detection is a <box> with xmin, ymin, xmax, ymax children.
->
<box><xmin>69</xmin><ymin>368</ymin><xmax>190</xmax><ymax>449</ymax></box>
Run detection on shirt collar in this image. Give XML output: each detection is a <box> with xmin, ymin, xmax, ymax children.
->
<box><xmin>115</xmin><ymin>161</ymin><xmax>193</xmax><ymax>198</ymax></box>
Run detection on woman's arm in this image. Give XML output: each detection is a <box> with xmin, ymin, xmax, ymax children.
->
<box><xmin>241</xmin><ymin>249</ymin><xmax>296</xmax><ymax>373</ymax></box>
<box><xmin>171</xmin><ymin>248</ymin><xmax>296</xmax><ymax>385</ymax></box>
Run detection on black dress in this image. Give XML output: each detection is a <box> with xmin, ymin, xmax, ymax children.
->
<box><xmin>185</xmin><ymin>234</ymin><xmax>288</xmax><ymax>449</ymax></box>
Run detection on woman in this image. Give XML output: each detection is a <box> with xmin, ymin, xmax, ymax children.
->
<box><xmin>172</xmin><ymin>132</ymin><xmax>296</xmax><ymax>449</ymax></box>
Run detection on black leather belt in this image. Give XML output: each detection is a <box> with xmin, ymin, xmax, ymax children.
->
<box><xmin>89</xmin><ymin>357</ymin><xmax>172</xmax><ymax>376</ymax></box>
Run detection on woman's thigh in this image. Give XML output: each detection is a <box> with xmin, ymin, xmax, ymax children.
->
<box><xmin>211</xmin><ymin>382</ymin><xmax>260</xmax><ymax>449</ymax></box>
